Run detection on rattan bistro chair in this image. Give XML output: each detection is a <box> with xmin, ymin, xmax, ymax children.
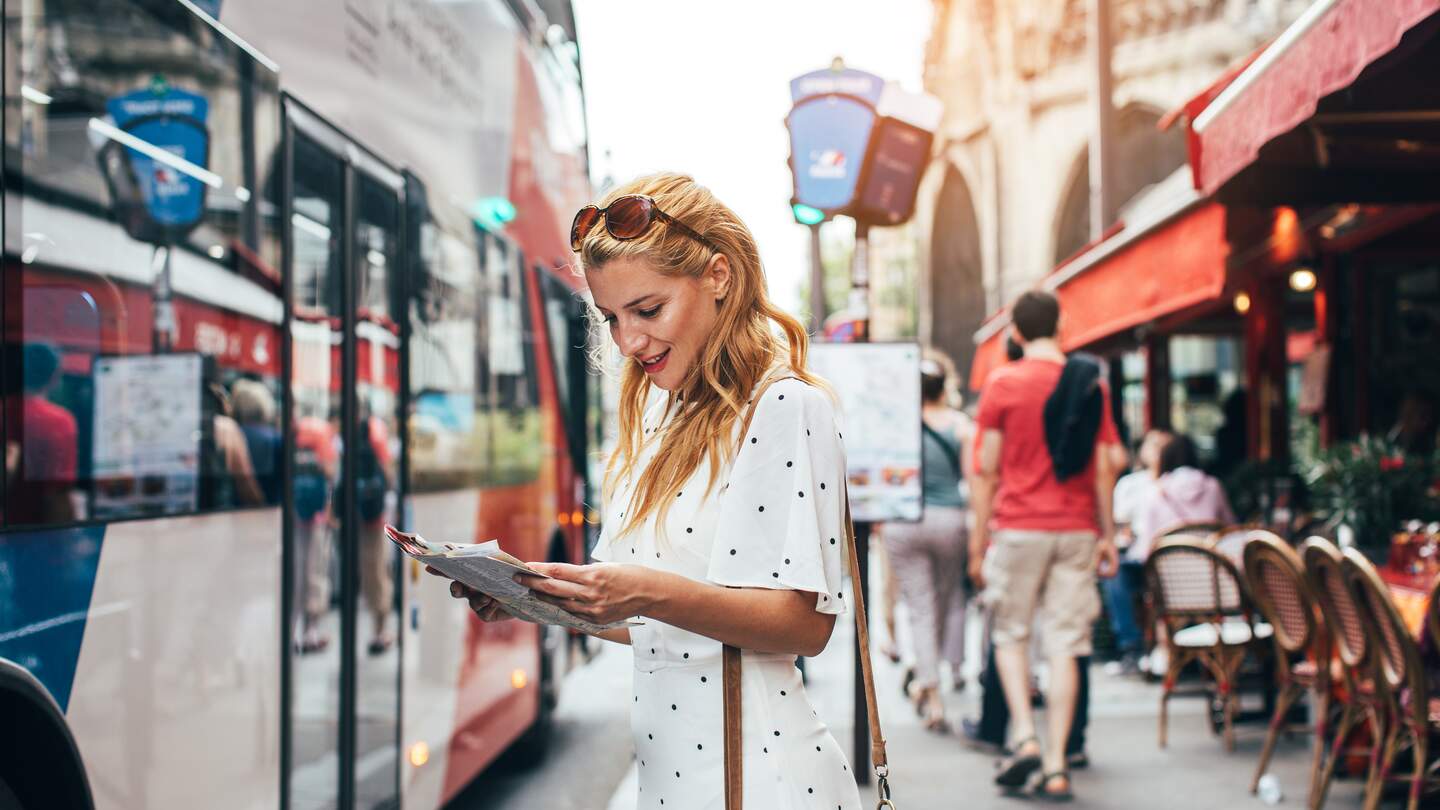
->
<box><xmin>1145</xmin><ymin>539</ymin><xmax>1272</xmax><ymax>751</ymax></box>
<box><xmin>1243</xmin><ymin>535</ymin><xmax>1330</xmax><ymax>801</ymax></box>
<box><xmin>1304</xmin><ymin>538</ymin><xmax>1387</xmax><ymax>810</ymax></box>
<box><xmin>1217</xmin><ymin>527</ymin><xmax>1284</xmax><ymax>568</ymax></box>
<box><xmin>1342</xmin><ymin>548</ymin><xmax>1440</xmax><ymax>810</ymax></box>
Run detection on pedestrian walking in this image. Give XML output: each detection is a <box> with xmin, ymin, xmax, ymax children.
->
<box><xmin>444</xmin><ymin>173</ymin><xmax>864</xmax><ymax>810</ymax></box>
<box><xmin>969</xmin><ymin>289</ymin><xmax>1122</xmax><ymax>802</ymax></box>
<box><xmin>882</xmin><ymin>349</ymin><xmax>973</xmax><ymax>731</ymax></box>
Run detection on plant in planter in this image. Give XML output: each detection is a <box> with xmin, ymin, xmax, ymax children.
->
<box><xmin>1303</xmin><ymin>435</ymin><xmax>1440</xmax><ymax>549</ymax></box>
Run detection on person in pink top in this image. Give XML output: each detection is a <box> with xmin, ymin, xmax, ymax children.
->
<box><xmin>1131</xmin><ymin>434</ymin><xmax>1236</xmax><ymax>560</ymax></box>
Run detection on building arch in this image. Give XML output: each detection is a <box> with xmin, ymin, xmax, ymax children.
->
<box><xmin>928</xmin><ymin>162</ymin><xmax>987</xmax><ymax>391</ymax></box>
<box><xmin>1050</xmin><ymin>103</ymin><xmax>1188</xmax><ymax>266</ymax></box>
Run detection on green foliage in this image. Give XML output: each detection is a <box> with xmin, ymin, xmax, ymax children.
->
<box><xmin>1302</xmin><ymin>435</ymin><xmax>1440</xmax><ymax>547</ymax></box>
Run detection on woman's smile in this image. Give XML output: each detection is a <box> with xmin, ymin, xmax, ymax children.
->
<box><xmin>640</xmin><ymin>349</ymin><xmax>670</xmax><ymax>374</ymax></box>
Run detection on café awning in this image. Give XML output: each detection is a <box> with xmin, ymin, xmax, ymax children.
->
<box><xmin>969</xmin><ymin>191</ymin><xmax>1229</xmax><ymax>390</ymax></box>
<box><xmin>1183</xmin><ymin>0</ymin><xmax>1440</xmax><ymax>197</ymax></box>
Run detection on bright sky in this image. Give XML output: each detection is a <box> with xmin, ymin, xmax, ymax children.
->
<box><xmin>573</xmin><ymin>0</ymin><xmax>933</xmax><ymax>315</ymax></box>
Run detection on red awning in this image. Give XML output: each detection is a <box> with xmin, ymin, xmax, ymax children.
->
<box><xmin>969</xmin><ymin>200</ymin><xmax>1229</xmax><ymax>390</ymax></box>
<box><xmin>1184</xmin><ymin>0</ymin><xmax>1440</xmax><ymax>196</ymax></box>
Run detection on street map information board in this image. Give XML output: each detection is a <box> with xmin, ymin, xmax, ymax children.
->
<box><xmin>809</xmin><ymin>342</ymin><xmax>922</xmax><ymax>522</ymax></box>
<box><xmin>92</xmin><ymin>353</ymin><xmax>203</xmax><ymax>517</ymax></box>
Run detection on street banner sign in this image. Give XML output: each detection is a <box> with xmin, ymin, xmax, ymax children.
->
<box><xmin>102</xmin><ymin>81</ymin><xmax>211</xmax><ymax>242</ymax></box>
<box><xmin>808</xmin><ymin>342</ymin><xmax>923</xmax><ymax>522</ymax></box>
<box><xmin>789</xmin><ymin>67</ymin><xmax>884</xmax><ymax>106</ymax></box>
<box><xmin>853</xmin><ymin>84</ymin><xmax>943</xmax><ymax>226</ymax></box>
<box><xmin>786</xmin><ymin>67</ymin><xmax>883</xmax><ymax>215</ymax></box>
<box><xmin>853</xmin><ymin>117</ymin><xmax>934</xmax><ymax>225</ymax></box>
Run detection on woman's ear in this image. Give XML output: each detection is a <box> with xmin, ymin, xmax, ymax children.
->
<box><xmin>703</xmin><ymin>253</ymin><xmax>732</xmax><ymax>301</ymax></box>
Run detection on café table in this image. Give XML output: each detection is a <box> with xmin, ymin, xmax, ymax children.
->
<box><xmin>1379</xmin><ymin>566</ymin><xmax>1437</xmax><ymax>637</ymax></box>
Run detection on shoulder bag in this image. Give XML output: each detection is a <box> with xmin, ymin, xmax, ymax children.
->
<box><xmin>723</xmin><ymin>372</ymin><xmax>895</xmax><ymax>810</ymax></box>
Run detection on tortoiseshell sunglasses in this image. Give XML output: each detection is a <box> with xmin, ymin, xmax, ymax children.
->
<box><xmin>570</xmin><ymin>194</ymin><xmax>719</xmax><ymax>253</ymax></box>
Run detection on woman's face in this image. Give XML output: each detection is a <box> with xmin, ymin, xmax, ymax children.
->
<box><xmin>586</xmin><ymin>255</ymin><xmax>730</xmax><ymax>391</ymax></box>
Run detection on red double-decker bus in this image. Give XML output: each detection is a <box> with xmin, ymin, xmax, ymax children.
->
<box><xmin>0</xmin><ymin>1</ymin><xmax>597</xmax><ymax>808</ymax></box>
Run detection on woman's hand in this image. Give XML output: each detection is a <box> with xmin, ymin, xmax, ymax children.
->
<box><xmin>518</xmin><ymin>562</ymin><xmax>654</xmax><ymax>626</ymax></box>
<box><xmin>426</xmin><ymin>565</ymin><xmax>516</xmax><ymax>622</ymax></box>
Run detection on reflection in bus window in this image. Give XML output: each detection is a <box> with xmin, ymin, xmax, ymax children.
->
<box><xmin>287</xmin><ymin>131</ymin><xmax>345</xmax><ymax>810</ymax></box>
<box><xmin>2</xmin><ymin>0</ymin><xmax>283</xmax><ymax>526</ymax></box>
<box><xmin>408</xmin><ymin>188</ymin><xmax>487</xmax><ymax>493</ymax></box>
<box><xmin>481</xmin><ymin>234</ymin><xmax>542</xmax><ymax>486</ymax></box>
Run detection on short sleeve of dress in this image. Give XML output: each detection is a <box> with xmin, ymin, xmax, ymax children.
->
<box><xmin>705</xmin><ymin>378</ymin><xmax>849</xmax><ymax>615</ymax></box>
<box><xmin>589</xmin><ymin>518</ymin><xmax>615</xmax><ymax>562</ymax></box>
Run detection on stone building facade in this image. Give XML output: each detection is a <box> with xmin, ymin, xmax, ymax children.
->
<box><xmin>915</xmin><ymin>0</ymin><xmax>1310</xmax><ymax>387</ymax></box>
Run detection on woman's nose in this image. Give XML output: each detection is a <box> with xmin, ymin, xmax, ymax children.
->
<box><xmin>616</xmin><ymin>324</ymin><xmax>648</xmax><ymax>358</ymax></box>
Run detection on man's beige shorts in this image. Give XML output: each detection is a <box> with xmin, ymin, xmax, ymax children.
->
<box><xmin>983</xmin><ymin>529</ymin><xmax>1101</xmax><ymax>658</ymax></box>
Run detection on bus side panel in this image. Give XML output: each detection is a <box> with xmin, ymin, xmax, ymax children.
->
<box><xmin>401</xmin><ymin>488</ymin><xmax>540</xmax><ymax>809</ymax></box>
<box><xmin>64</xmin><ymin>511</ymin><xmax>282</xmax><ymax>810</ymax></box>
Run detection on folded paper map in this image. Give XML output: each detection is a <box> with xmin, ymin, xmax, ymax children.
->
<box><xmin>385</xmin><ymin>525</ymin><xmax>636</xmax><ymax>634</ymax></box>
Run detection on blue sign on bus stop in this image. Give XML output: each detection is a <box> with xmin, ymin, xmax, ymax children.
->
<box><xmin>786</xmin><ymin>68</ymin><xmax>883</xmax><ymax>215</ymax></box>
<box><xmin>105</xmin><ymin>85</ymin><xmax>211</xmax><ymax>233</ymax></box>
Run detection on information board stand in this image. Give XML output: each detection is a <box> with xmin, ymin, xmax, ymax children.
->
<box><xmin>809</xmin><ymin>342</ymin><xmax>921</xmax><ymax>782</ymax></box>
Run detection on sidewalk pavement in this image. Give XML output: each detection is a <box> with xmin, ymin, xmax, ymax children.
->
<box><xmin>804</xmin><ymin>613</ymin><xmax>1369</xmax><ymax>809</ymax></box>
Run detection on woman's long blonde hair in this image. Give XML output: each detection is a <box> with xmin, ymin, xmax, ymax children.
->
<box><xmin>580</xmin><ymin>173</ymin><xmax>825</xmax><ymax>541</ymax></box>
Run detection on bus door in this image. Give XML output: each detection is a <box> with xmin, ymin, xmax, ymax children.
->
<box><xmin>284</xmin><ymin>98</ymin><xmax>404</xmax><ymax>810</ymax></box>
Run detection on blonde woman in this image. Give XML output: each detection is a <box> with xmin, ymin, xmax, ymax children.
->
<box><xmin>445</xmin><ymin>174</ymin><xmax>861</xmax><ymax>809</ymax></box>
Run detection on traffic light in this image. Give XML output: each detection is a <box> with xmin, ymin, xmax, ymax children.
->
<box><xmin>791</xmin><ymin>202</ymin><xmax>825</xmax><ymax>226</ymax></box>
<box><xmin>472</xmin><ymin>196</ymin><xmax>517</xmax><ymax>231</ymax></box>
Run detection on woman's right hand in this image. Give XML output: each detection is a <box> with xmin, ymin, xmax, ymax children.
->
<box><xmin>427</xmin><ymin>566</ymin><xmax>515</xmax><ymax>622</ymax></box>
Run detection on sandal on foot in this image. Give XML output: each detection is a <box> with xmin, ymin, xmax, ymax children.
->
<box><xmin>993</xmin><ymin>737</ymin><xmax>1042</xmax><ymax>789</ymax></box>
<box><xmin>1033</xmin><ymin>771</ymin><xmax>1074</xmax><ymax>803</ymax></box>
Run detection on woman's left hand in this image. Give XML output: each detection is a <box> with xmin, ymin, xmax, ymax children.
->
<box><xmin>518</xmin><ymin>562</ymin><xmax>655</xmax><ymax>626</ymax></box>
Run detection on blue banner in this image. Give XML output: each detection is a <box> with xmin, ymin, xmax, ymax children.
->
<box><xmin>105</xmin><ymin>85</ymin><xmax>210</xmax><ymax>232</ymax></box>
<box><xmin>787</xmin><ymin>96</ymin><xmax>876</xmax><ymax>213</ymax></box>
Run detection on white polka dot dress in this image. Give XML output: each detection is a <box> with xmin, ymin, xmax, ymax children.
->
<box><xmin>592</xmin><ymin>375</ymin><xmax>862</xmax><ymax>810</ymax></box>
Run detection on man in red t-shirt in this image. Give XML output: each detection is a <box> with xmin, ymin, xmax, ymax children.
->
<box><xmin>968</xmin><ymin>290</ymin><xmax>1121</xmax><ymax>801</ymax></box>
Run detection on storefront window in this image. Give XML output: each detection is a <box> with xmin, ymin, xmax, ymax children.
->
<box><xmin>3</xmin><ymin>0</ymin><xmax>283</xmax><ymax>526</ymax></box>
<box><xmin>1169</xmin><ymin>335</ymin><xmax>1245</xmax><ymax>474</ymax></box>
<box><xmin>1369</xmin><ymin>263</ymin><xmax>1440</xmax><ymax>454</ymax></box>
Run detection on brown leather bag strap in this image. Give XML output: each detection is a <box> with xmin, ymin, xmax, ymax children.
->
<box><xmin>722</xmin><ymin>643</ymin><xmax>743</xmax><ymax>809</ymax></box>
<box><xmin>722</xmin><ymin>369</ymin><xmax>893</xmax><ymax>810</ymax></box>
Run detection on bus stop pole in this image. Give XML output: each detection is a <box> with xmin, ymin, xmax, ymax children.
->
<box><xmin>850</xmin><ymin>219</ymin><xmax>872</xmax><ymax>784</ymax></box>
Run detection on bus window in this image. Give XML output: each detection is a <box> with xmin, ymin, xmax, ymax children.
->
<box><xmin>479</xmin><ymin>233</ymin><xmax>542</xmax><ymax>486</ymax></box>
<box><xmin>406</xmin><ymin>187</ymin><xmax>489</xmax><ymax>493</ymax></box>
<box><xmin>2</xmin><ymin>0</ymin><xmax>283</xmax><ymax>527</ymax></box>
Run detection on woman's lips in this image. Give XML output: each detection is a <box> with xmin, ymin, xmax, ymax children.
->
<box><xmin>641</xmin><ymin>350</ymin><xmax>669</xmax><ymax>375</ymax></box>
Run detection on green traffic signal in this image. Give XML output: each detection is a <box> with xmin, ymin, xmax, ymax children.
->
<box><xmin>472</xmin><ymin>196</ymin><xmax>517</xmax><ymax>231</ymax></box>
<box><xmin>792</xmin><ymin>203</ymin><xmax>825</xmax><ymax>226</ymax></box>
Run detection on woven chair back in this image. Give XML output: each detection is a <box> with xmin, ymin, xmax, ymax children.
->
<box><xmin>1243</xmin><ymin>535</ymin><xmax>1317</xmax><ymax>655</ymax></box>
<box><xmin>1341</xmin><ymin>548</ymin><xmax>1424</xmax><ymax>703</ymax></box>
<box><xmin>1302</xmin><ymin>538</ymin><xmax>1368</xmax><ymax>670</ymax></box>
<box><xmin>1146</xmin><ymin>540</ymin><xmax>1248</xmax><ymax>622</ymax></box>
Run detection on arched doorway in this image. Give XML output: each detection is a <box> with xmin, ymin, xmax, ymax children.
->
<box><xmin>929</xmin><ymin>165</ymin><xmax>986</xmax><ymax>390</ymax></box>
<box><xmin>1052</xmin><ymin>104</ymin><xmax>1189</xmax><ymax>265</ymax></box>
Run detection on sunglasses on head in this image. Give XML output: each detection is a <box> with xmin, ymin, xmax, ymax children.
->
<box><xmin>570</xmin><ymin>194</ymin><xmax>720</xmax><ymax>254</ymax></box>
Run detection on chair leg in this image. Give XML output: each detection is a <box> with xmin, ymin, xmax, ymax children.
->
<box><xmin>1306</xmin><ymin>689</ymin><xmax>1330</xmax><ymax>808</ymax></box>
<box><xmin>1363</xmin><ymin>713</ymin><xmax>1398</xmax><ymax>810</ymax></box>
<box><xmin>1253</xmin><ymin>682</ymin><xmax>1301</xmax><ymax>792</ymax></box>
<box><xmin>1407</xmin><ymin>729</ymin><xmax>1426</xmax><ymax>810</ymax></box>
<box><xmin>1314</xmin><ymin>701</ymin><xmax>1358</xmax><ymax>810</ymax></box>
<box><xmin>1222</xmin><ymin>648</ymin><xmax>1245</xmax><ymax>753</ymax></box>
<box><xmin>1159</xmin><ymin>649</ymin><xmax>1186</xmax><ymax>749</ymax></box>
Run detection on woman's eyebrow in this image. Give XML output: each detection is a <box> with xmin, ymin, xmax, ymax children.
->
<box><xmin>624</xmin><ymin>294</ymin><xmax>657</xmax><ymax>309</ymax></box>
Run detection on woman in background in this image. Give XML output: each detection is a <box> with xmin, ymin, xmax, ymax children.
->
<box><xmin>882</xmin><ymin>349</ymin><xmax>972</xmax><ymax>731</ymax></box>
